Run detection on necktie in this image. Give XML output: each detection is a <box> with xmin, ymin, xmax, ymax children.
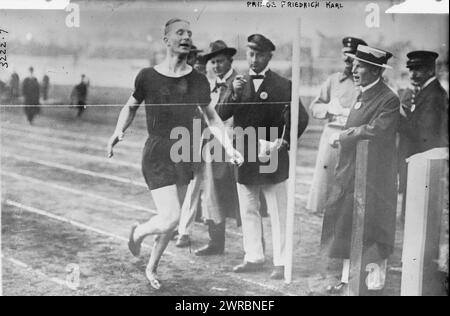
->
<box><xmin>250</xmin><ymin>75</ymin><xmax>265</xmax><ymax>80</ymax></box>
<box><xmin>212</xmin><ymin>82</ymin><xmax>227</xmax><ymax>93</ymax></box>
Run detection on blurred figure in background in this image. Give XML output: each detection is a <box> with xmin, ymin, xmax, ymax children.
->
<box><xmin>22</xmin><ymin>66</ymin><xmax>41</xmax><ymax>124</ymax></box>
<box><xmin>9</xmin><ymin>70</ymin><xmax>20</xmax><ymax>103</ymax></box>
<box><xmin>188</xmin><ymin>44</ymin><xmax>207</xmax><ymax>75</ymax></box>
<box><xmin>187</xmin><ymin>44</ymin><xmax>203</xmax><ymax>66</ymax></box>
<box><xmin>71</xmin><ymin>74</ymin><xmax>89</xmax><ymax>117</ymax></box>
<box><xmin>0</xmin><ymin>79</ymin><xmax>7</xmax><ymax>101</ymax></box>
<box><xmin>41</xmin><ymin>73</ymin><xmax>50</xmax><ymax>102</ymax></box>
<box><xmin>307</xmin><ymin>37</ymin><xmax>366</xmax><ymax>215</ymax></box>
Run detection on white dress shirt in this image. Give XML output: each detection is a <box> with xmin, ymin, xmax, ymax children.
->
<box><xmin>249</xmin><ymin>66</ymin><xmax>270</xmax><ymax>92</ymax></box>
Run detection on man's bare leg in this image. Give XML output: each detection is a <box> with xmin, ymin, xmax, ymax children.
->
<box><xmin>146</xmin><ymin>232</ymin><xmax>173</xmax><ymax>289</ymax></box>
<box><xmin>133</xmin><ymin>185</ymin><xmax>183</xmax><ymax>240</ymax></box>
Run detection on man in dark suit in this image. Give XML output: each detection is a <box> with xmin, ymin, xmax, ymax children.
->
<box><xmin>399</xmin><ymin>51</ymin><xmax>448</xmax><ymax>157</ymax></box>
<box><xmin>322</xmin><ymin>45</ymin><xmax>400</xmax><ymax>294</ymax></box>
<box><xmin>218</xmin><ymin>34</ymin><xmax>309</xmax><ymax>280</ymax></box>
<box><xmin>22</xmin><ymin>66</ymin><xmax>41</xmax><ymax>124</ymax></box>
<box><xmin>177</xmin><ymin>40</ymin><xmax>241</xmax><ymax>256</ymax></box>
<box><xmin>398</xmin><ymin>50</ymin><xmax>449</xmax><ymax>220</ymax></box>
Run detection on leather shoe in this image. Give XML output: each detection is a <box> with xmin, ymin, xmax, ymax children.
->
<box><xmin>175</xmin><ymin>234</ymin><xmax>190</xmax><ymax>248</ymax></box>
<box><xmin>194</xmin><ymin>244</ymin><xmax>224</xmax><ymax>256</ymax></box>
<box><xmin>233</xmin><ymin>261</ymin><xmax>264</xmax><ymax>273</ymax></box>
<box><xmin>326</xmin><ymin>282</ymin><xmax>347</xmax><ymax>294</ymax></box>
<box><xmin>270</xmin><ymin>266</ymin><xmax>284</xmax><ymax>280</ymax></box>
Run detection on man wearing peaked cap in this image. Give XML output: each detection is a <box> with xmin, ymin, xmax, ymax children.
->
<box><xmin>217</xmin><ymin>33</ymin><xmax>309</xmax><ymax>280</ymax></box>
<box><xmin>247</xmin><ymin>34</ymin><xmax>276</xmax><ymax>52</ymax></box>
<box><xmin>321</xmin><ymin>44</ymin><xmax>400</xmax><ymax>294</ymax></box>
<box><xmin>397</xmin><ymin>50</ymin><xmax>448</xmax><ymax>223</ymax></box>
<box><xmin>307</xmin><ymin>37</ymin><xmax>367</xmax><ymax>216</ymax></box>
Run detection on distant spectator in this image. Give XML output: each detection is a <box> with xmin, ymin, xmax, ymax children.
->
<box><xmin>41</xmin><ymin>74</ymin><xmax>50</xmax><ymax>101</ymax></box>
<box><xmin>9</xmin><ymin>71</ymin><xmax>20</xmax><ymax>102</ymax></box>
<box><xmin>0</xmin><ymin>79</ymin><xmax>7</xmax><ymax>98</ymax></box>
<box><xmin>22</xmin><ymin>66</ymin><xmax>41</xmax><ymax>124</ymax></box>
<box><xmin>71</xmin><ymin>74</ymin><xmax>89</xmax><ymax>117</ymax></box>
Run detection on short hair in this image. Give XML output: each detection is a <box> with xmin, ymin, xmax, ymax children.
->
<box><xmin>164</xmin><ymin>18</ymin><xmax>189</xmax><ymax>35</ymax></box>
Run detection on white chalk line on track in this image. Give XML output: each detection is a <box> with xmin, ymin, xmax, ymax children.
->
<box><xmin>1</xmin><ymin>171</ymin><xmax>156</xmax><ymax>214</ymax></box>
<box><xmin>1</xmin><ymin>128</ymin><xmax>140</xmax><ymax>159</ymax></box>
<box><xmin>2</xmin><ymin>151</ymin><xmax>309</xmax><ymax>207</ymax></box>
<box><xmin>2</xmin><ymin>121</ymin><xmax>145</xmax><ymax>149</ymax></box>
<box><xmin>0</xmin><ymin>170</ymin><xmax>244</xmax><ymax>238</ymax></box>
<box><xmin>1</xmin><ymin>253</ymin><xmax>76</xmax><ymax>291</ymax></box>
<box><xmin>1</xmin><ymin>129</ymin><xmax>142</xmax><ymax>169</ymax></box>
<box><xmin>2</xmin><ymin>140</ymin><xmax>141</xmax><ymax>169</ymax></box>
<box><xmin>1</xmin><ymin>123</ymin><xmax>316</xmax><ymax>176</ymax></box>
<box><xmin>4</xmin><ymin>199</ymin><xmax>296</xmax><ymax>296</ymax></box>
<box><xmin>3</xmin><ymin>120</ymin><xmax>320</xmax><ymax>153</ymax></box>
<box><xmin>2</xmin><ymin>150</ymin><xmax>312</xmax><ymax>196</ymax></box>
<box><xmin>2</xmin><ymin>152</ymin><xmax>148</xmax><ymax>188</ymax></box>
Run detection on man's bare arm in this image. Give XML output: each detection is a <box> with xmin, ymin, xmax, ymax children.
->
<box><xmin>107</xmin><ymin>95</ymin><xmax>141</xmax><ymax>158</ymax></box>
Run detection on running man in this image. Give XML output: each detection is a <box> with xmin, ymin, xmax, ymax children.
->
<box><xmin>106</xmin><ymin>18</ymin><xmax>243</xmax><ymax>289</ymax></box>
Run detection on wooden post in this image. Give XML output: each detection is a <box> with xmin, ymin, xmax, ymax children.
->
<box><xmin>401</xmin><ymin>148</ymin><xmax>448</xmax><ymax>296</ymax></box>
<box><xmin>284</xmin><ymin>17</ymin><xmax>301</xmax><ymax>284</ymax></box>
<box><xmin>348</xmin><ymin>140</ymin><xmax>387</xmax><ymax>296</ymax></box>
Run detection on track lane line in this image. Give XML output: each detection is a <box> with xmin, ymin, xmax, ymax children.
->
<box><xmin>1</xmin><ymin>171</ymin><xmax>156</xmax><ymax>214</ymax></box>
<box><xmin>1</xmin><ymin>127</ymin><xmax>315</xmax><ymax>176</ymax></box>
<box><xmin>2</xmin><ymin>146</ymin><xmax>311</xmax><ymax>198</ymax></box>
<box><xmin>1</xmin><ymin>253</ymin><xmax>77</xmax><ymax>291</ymax></box>
<box><xmin>0</xmin><ymin>171</ymin><xmax>246</xmax><ymax>238</ymax></box>
<box><xmin>2</xmin><ymin>152</ymin><xmax>147</xmax><ymax>187</ymax></box>
<box><xmin>4</xmin><ymin>199</ymin><xmax>296</xmax><ymax>296</ymax></box>
<box><xmin>3</xmin><ymin>121</ymin><xmax>145</xmax><ymax>149</ymax></box>
<box><xmin>1</xmin><ymin>128</ymin><xmax>139</xmax><ymax>159</ymax></box>
<box><xmin>2</xmin><ymin>140</ymin><xmax>141</xmax><ymax>169</ymax></box>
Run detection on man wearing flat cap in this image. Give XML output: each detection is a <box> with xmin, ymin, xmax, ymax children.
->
<box><xmin>218</xmin><ymin>34</ymin><xmax>309</xmax><ymax>280</ymax></box>
<box><xmin>177</xmin><ymin>40</ymin><xmax>242</xmax><ymax>256</ymax></box>
<box><xmin>307</xmin><ymin>37</ymin><xmax>367</xmax><ymax>215</ymax></box>
<box><xmin>321</xmin><ymin>45</ymin><xmax>400</xmax><ymax>294</ymax></box>
<box><xmin>397</xmin><ymin>50</ymin><xmax>449</xmax><ymax>219</ymax></box>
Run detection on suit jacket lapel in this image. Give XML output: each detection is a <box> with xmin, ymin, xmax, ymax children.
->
<box><xmin>241</xmin><ymin>73</ymin><xmax>255</xmax><ymax>102</ymax></box>
<box><xmin>255</xmin><ymin>70</ymin><xmax>271</xmax><ymax>97</ymax></box>
<box><xmin>217</xmin><ymin>69</ymin><xmax>237</xmax><ymax>104</ymax></box>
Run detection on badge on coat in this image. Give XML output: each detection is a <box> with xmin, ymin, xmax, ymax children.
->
<box><xmin>411</xmin><ymin>104</ymin><xmax>416</xmax><ymax>112</ymax></box>
<box><xmin>354</xmin><ymin>101</ymin><xmax>362</xmax><ymax>110</ymax></box>
<box><xmin>260</xmin><ymin>91</ymin><xmax>268</xmax><ymax>100</ymax></box>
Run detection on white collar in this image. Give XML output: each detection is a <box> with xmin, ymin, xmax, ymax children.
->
<box><xmin>361</xmin><ymin>77</ymin><xmax>380</xmax><ymax>93</ymax></box>
<box><xmin>216</xmin><ymin>68</ymin><xmax>234</xmax><ymax>84</ymax></box>
<box><xmin>422</xmin><ymin>76</ymin><xmax>436</xmax><ymax>90</ymax></box>
<box><xmin>249</xmin><ymin>65</ymin><xmax>270</xmax><ymax>77</ymax></box>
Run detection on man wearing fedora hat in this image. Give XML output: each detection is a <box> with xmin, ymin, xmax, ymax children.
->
<box><xmin>176</xmin><ymin>40</ymin><xmax>242</xmax><ymax>256</ymax></box>
<box><xmin>321</xmin><ymin>45</ymin><xmax>400</xmax><ymax>294</ymax></box>
<box><xmin>218</xmin><ymin>34</ymin><xmax>309</xmax><ymax>280</ymax></box>
<box><xmin>307</xmin><ymin>37</ymin><xmax>367</xmax><ymax>216</ymax></box>
<box><xmin>397</xmin><ymin>50</ymin><xmax>448</xmax><ymax>220</ymax></box>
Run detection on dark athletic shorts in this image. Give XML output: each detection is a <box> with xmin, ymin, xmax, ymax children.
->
<box><xmin>141</xmin><ymin>135</ymin><xmax>193</xmax><ymax>190</ymax></box>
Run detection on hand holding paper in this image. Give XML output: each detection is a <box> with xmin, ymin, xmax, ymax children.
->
<box><xmin>258</xmin><ymin>139</ymin><xmax>283</xmax><ymax>159</ymax></box>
